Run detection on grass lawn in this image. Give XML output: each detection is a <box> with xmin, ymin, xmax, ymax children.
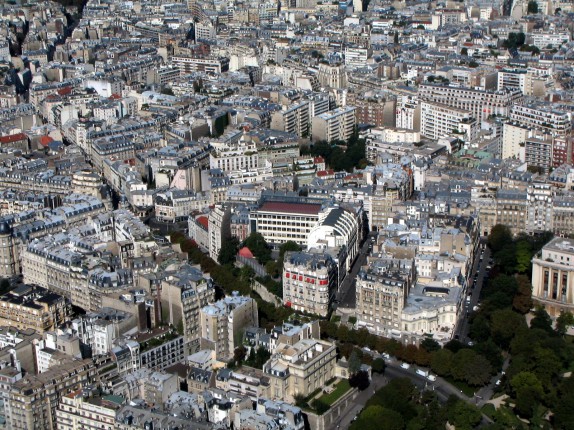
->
<box><xmin>442</xmin><ymin>375</ymin><xmax>476</xmax><ymax>397</ymax></box>
<box><xmin>319</xmin><ymin>379</ymin><xmax>352</xmax><ymax>406</ymax></box>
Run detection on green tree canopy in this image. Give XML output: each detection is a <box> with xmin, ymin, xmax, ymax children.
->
<box><xmin>556</xmin><ymin>312</ymin><xmax>574</xmax><ymax>337</ymax></box>
<box><xmin>451</xmin><ymin>349</ymin><xmax>492</xmax><ymax>386</ymax></box>
<box><xmin>490</xmin><ymin>308</ymin><xmax>526</xmax><ymax>349</ymax></box>
<box><xmin>351</xmin><ymin>406</ymin><xmax>405</xmax><ymax>430</ymax></box>
<box><xmin>244</xmin><ymin>232</ymin><xmax>272</xmax><ymax>264</ymax></box>
<box><xmin>372</xmin><ymin>358</ymin><xmax>386</xmax><ymax>374</ymax></box>
<box><xmin>447</xmin><ymin>398</ymin><xmax>482</xmax><ymax>430</ymax></box>
<box><xmin>430</xmin><ymin>348</ymin><xmax>453</xmax><ymax>376</ymax></box>
<box><xmin>349</xmin><ymin>350</ymin><xmax>362</xmax><ymax>374</ymax></box>
<box><xmin>513</xmin><ymin>275</ymin><xmax>533</xmax><ymax>314</ymax></box>
<box><xmin>218</xmin><ymin>237</ymin><xmax>239</xmax><ymax>265</ymax></box>
<box><xmin>530</xmin><ymin>307</ymin><xmax>553</xmax><ymax>333</ymax></box>
<box><xmin>488</xmin><ymin>224</ymin><xmax>513</xmax><ymax>253</ymax></box>
<box><xmin>527</xmin><ymin>0</ymin><xmax>539</xmax><ymax>13</ymax></box>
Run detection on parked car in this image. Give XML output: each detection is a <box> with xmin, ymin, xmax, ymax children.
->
<box><xmin>401</xmin><ymin>362</ymin><xmax>411</xmax><ymax>369</ymax></box>
<box><xmin>382</xmin><ymin>353</ymin><xmax>391</xmax><ymax>360</ymax></box>
<box><xmin>416</xmin><ymin>369</ymin><xmax>429</xmax><ymax>377</ymax></box>
<box><xmin>427</xmin><ymin>374</ymin><xmax>437</xmax><ymax>382</ymax></box>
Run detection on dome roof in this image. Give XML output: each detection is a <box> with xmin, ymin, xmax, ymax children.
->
<box><xmin>0</xmin><ymin>221</ymin><xmax>12</xmax><ymax>235</ymax></box>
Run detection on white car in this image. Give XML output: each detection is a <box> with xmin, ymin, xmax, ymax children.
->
<box><xmin>382</xmin><ymin>353</ymin><xmax>391</xmax><ymax>360</ymax></box>
<box><xmin>427</xmin><ymin>374</ymin><xmax>437</xmax><ymax>382</ymax></box>
<box><xmin>401</xmin><ymin>362</ymin><xmax>411</xmax><ymax>369</ymax></box>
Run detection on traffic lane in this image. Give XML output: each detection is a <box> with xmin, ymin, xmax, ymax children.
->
<box><xmin>336</xmin><ymin>235</ymin><xmax>370</xmax><ymax>306</ymax></box>
<box><xmin>458</xmin><ymin>246</ymin><xmax>491</xmax><ymax>342</ymax></box>
<box><xmin>384</xmin><ymin>363</ymin><xmax>467</xmax><ymax>402</ymax></box>
<box><xmin>328</xmin><ymin>373</ymin><xmax>389</xmax><ymax>430</ymax></box>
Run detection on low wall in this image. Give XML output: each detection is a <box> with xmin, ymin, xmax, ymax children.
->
<box><xmin>252</xmin><ymin>280</ymin><xmax>282</xmax><ymax>307</ymax></box>
<box><xmin>305</xmin><ymin>387</ymin><xmax>358</xmax><ymax>430</ymax></box>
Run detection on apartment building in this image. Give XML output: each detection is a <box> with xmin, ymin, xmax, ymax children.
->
<box><xmin>154</xmin><ymin>189</ymin><xmax>210</xmax><ymax>223</ymax></box>
<box><xmin>530</xmin><ymin>30</ymin><xmax>571</xmax><ymax>48</ymax></box>
<box><xmin>344</xmin><ymin>46</ymin><xmax>371</xmax><ymax>68</ymax></box>
<box><xmin>307</xmin><ymin>205</ymin><xmax>362</xmax><ymax>271</ymax></box>
<box><xmin>249</xmin><ymin>199</ymin><xmax>323</xmax><ymax>246</ymax></box>
<box><xmin>171</xmin><ymin>56</ymin><xmax>230</xmax><ymax>75</ymax></box>
<box><xmin>282</xmin><ymin>252</ymin><xmax>337</xmax><ymax>317</ymax></box>
<box><xmin>502</xmin><ymin>122</ymin><xmax>529</xmax><ymax>160</ymax></box>
<box><xmin>510</xmin><ymin>103</ymin><xmax>571</xmax><ymax>138</ymax></box>
<box><xmin>208</xmin><ymin>204</ymin><xmax>231</xmax><ymax>260</ymax></box>
<box><xmin>497</xmin><ymin>68</ymin><xmax>555</xmax><ymax>97</ymax></box>
<box><xmin>396</xmin><ymin>94</ymin><xmax>420</xmax><ymax>130</ymax></box>
<box><xmin>0</xmin><ymin>285</ymin><xmax>70</xmax><ymax>334</ymax></box>
<box><xmin>317</xmin><ymin>63</ymin><xmax>347</xmax><ymax>89</ymax></box>
<box><xmin>21</xmin><ymin>236</ymin><xmax>85</xmax><ymax>298</ymax></box>
<box><xmin>311</xmin><ymin>106</ymin><xmax>356</xmax><ymax>142</ymax></box>
<box><xmin>419</xmin><ymin>84</ymin><xmax>523</xmax><ymax>123</ymax></box>
<box><xmin>371</xmin><ymin>164</ymin><xmax>413</xmax><ymax>230</ymax></box>
<box><xmin>420</xmin><ymin>101</ymin><xmax>476</xmax><ymax>141</ymax></box>
<box><xmin>510</xmin><ymin>103</ymin><xmax>574</xmax><ymax>171</ymax></box>
<box><xmin>270</xmin><ymin>102</ymin><xmax>310</xmax><ymax>138</ymax></box>
<box><xmin>532</xmin><ymin>237</ymin><xmax>574</xmax><ymax>316</ymax></box>
<box><xmin>553</xmin><ymin>196</ymin><xmax>574</xmax><ymax>236</ymax></box>
<box><xmin>160</xmin><ymin>265</ymin><xmax>215</xmax><ymax>352</ymax></box>
<box><xmin>263</xmin><ymin>338</ymin><xmax>337</xmax><ymax>402</ymax></box>
<box><xmin>355</xmin><ymin>258</ymin><xmax>416</xmax><ymax>337</ymax></box>
<box><xmin>8</xmin><ymin>359</ymin><xmax>96</xmax><ymax>430</ymax></box>
<box><xmin>140</xmin><ymin>336</ymin><xmax>185</xmax><ymax>370</ymax></box>
<box><xmin>353</xmin><ymin>98</ymin><xmax>397</xmax><ymax>128</ymax></box>
<box><xmin>525</xmin><ymin>135</ymin><xmax>554</xmax><ymax>173</ymax></box>
<box><xmin>215</xmin><ymin>367</ymin><xmax>271</xmax><ymax>401</ymax></box>
<box><xmin>56</xmin><ymin>391</ymin><xmax>123</xmax><ymax>430</ymax></box>
<box><xmin>200</xmin><ymin>294</ymin><xmax>258</xmax><ymax>360</ymax></box>
<box><xmin>209</xmin><ymin>134</ymin><xmax>260</xmax><ymax>173</ymax></box>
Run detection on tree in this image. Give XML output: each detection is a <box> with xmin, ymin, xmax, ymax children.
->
<box><xmin>527</xmin><ymin>0</ymin><xmax>539</xmax><ymax>13</ymax></box>
<box><xmin>394</xmin><ymin>32</ymin><xmax>399</xmax><ymax>44</ymax></box>
<box><xmin>488</xmin><ymin>225</ymin><xmax>513</xmax><ymax>253</ymax></box>
<box><xmin>530</xmin><ymin>307</ymin><xmax>553</xmax><ymax>333</ymax></box>
<box><xmin>556</xmin><ymin>312</ymin><xmax>574</xmax><ymax>337</ymax></box>
<box><xmin>247</xmin><ymin>347</ymin><xmax>256</xmax><ymax>364</ymax></box>
<box><xmin>218</xmin><ymin>237</ymin><xmax>239</xmax><ymax>265</ymax></box>
<box><xmin>450</xmin><ymin>349</ymin><xmax>491</xmax><ymax>386</ymax></box>
<box><xmin>513</xmin><ymin>275</ymin><xmax>533</xmax><ymax>314</ymax></box>
<box><xmin>510</xmin><ymin>371</ymin><xmax>543</xmax><ymax>398</ymax></box>
<box><xmin>279</xmin><ymin>241</ymin><xmax>301</xmax><ymax>262</ymax></box>
<box><xmin>447</xmin><ymin>399</ymin><xmax>482</xmax><ymax>429</ymax></box>
<box><xmin>311</xmin><ymin>398</ymin><xmax>330</xmax><ymax>415</ymax></box>
<box><xmin>430</xmin><ymin>348</ymin><xmax>453</xmax><ymax>376</ymax></box>
<box><xmin>490</xmin><ymin>308</ymin><xmax>526</xmax><ymax>349</ymax></box>
<box><xmin>349</xmin><ymin>370</ymin><xmax>370</xmax><ymax>391</ymax></box>
<box><xmin>239</xmin><ymin>265</ymin><xmax>255</xmax><ymax>283</ymax></box>
<box><xmin>553</xmin><ymin>376</ymin><xmax>574</xmax><ymax>429</ymax></box>
<box><xmin>421</xmin><ymin>338</ymin><xmax>440</xmax><ymax>353</ymax></box>
<box><xmin>514</xmin><ymin>241</ymin><xmax>532</xmax><ymax>273</ymax></box>
<box><xmin>351</xmin><ymin>406</ymin><xmax>404</xmax><ymax>430</ymax></box>
<box><xmin>233</xmin><ymin>346</ymin><xmax>246</xmax><ymax>365</ymax></box>
<box><xmin>460</xmin><ymin>47</ymin><xmax>468</xmax><ymax>56</ymax></box>
<box><xmin>244</xmin><ymin>232</ymin><xmax>272</xmax><ymax>264</ymax></box>
<box><xmin>160</xmin><ymin>87</ymin><xmax>175</xmax><ymax>96</ymax></box>
<box><xmin>372</xmin><ymin>358</ymin><xmax>386</xmax><ymax>374</ymax></box>
<box><xmin>349</xmin><ymin>350</ymin><xmax>362</xmax><ymax>374</ymax></box>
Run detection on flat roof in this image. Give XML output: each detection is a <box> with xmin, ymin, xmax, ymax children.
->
<box><xmin>259</xmin><ymin>202</ymin><xmax>322</xmax><ymax>215</ymax></box>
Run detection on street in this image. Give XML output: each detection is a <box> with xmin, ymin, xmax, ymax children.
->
<box><xmin>329</xmin><ymin>358</ymin><xmax>479</xmax><ymax>430</ymax></box>
<box><xmin>454</xmin><ymin>242</ymin><xmax>491</xmax><ymax>343</ymax></box>
<box><xmin>335</xmin><ymin>232</ymin><xmax>374</xmax><ymax>308</ymax></box>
